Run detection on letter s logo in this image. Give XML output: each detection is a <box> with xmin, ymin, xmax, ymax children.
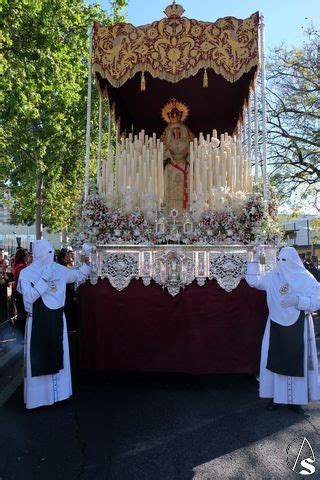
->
<box><xmin>299</xmin><ymin>458</ymin><xmax>315</xmax><ymax>475</ymax></box>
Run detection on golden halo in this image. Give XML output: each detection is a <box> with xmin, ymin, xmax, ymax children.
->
<box><xmin>161</xmin><ymin>98</ymin><xmax>189</xmax><ymax>124</ymax></box>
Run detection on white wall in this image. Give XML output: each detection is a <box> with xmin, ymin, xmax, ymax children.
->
<box><xmin>284</xmin><ymin>217</ymin><xmax>316</xmax><ymax>246</ymax></box>
<box><xmin>0</xmin><ymin>223</ymin><xmax>62</xmax><ymax>253</ymax></box>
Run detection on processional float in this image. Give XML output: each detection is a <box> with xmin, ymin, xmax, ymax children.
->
<box><xmin>75</xmin><ymin>2</ymin><xmax>279</xmax><ymax>296</ymax></box>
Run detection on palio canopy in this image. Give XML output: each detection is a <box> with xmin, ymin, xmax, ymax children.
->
<box><xmin>92</xmin><ymin>3</ymin><xmax>259</xmax><ymax>137</ymax></box>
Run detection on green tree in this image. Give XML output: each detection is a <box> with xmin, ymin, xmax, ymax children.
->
<box><xmin>1</xmin><ymin>0</ymin><xmax>127</xmax><ymax>238</ymax></box>
<box><xmin>266</xmin><ymin>27</ymin><xmax>320</xmax><ymax>211</ymax></box>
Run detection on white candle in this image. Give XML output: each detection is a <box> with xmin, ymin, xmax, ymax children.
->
<box><xmin>221</xmin><ymin>151</ymin><xmax>227</xmax><ymax>188</ymax></box>
<box><xmin>123</xmin><ymin>164</ymin><xmax>127</xmax><ymax>190</ymax></box>
<box><xmin>146</xmin><ymin>150</ymin><xmax>150</xmax><ymax>187</ymax></box>
<box><xmin>214</xmin><ymin>149</ymin><xmax>220</xmax><ymax>187</ymax></box>
<box><xmin>143</xmin><ymin>162</ymin><xmax>147</xmax><ymax>193</ymax></box>
<box><xmin>239</xmin><ymin>153</ymin><xmax>243</xmax><ymax>191</ymax></box>
<box><xmin>226</xmin><ymin>148</ymin><xmax>232</xmax><ymax>190</ymax></box>
<box><xmin>208</xmin><ymin>150</ymin><xmax>213</xmax><ymax>193</ymax></box>
<box><xmin>160</xmin><ymin>142</ymin><xmax>164</xmax><ymax>198</ymax></box>
<box><xmin>109</xmin><ymin>172</ymin><xmax>114</xmax><ymax>194</ymax></box>
<box><xmin>195</xmin><ymin>149</ymin><xmax>200</xmax><ymax>194</ymax></box>
<box><xmin>236</xmin><ymin>155</ymin><xmax>241</xmax><ymax>191</ymax></box>
<box><xmin>189</xmin><ymin>144</ymin><xmax>194</xmax><ymax>207</ymax></box>
<box><xmin>193</xmin><ymin>137</ymin><xmax>198</xmax><ymax>151</ymax></box>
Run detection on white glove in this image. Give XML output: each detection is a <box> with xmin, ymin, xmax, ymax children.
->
<box><xmin>82</xmin><ymin>243</ymin><xmax>92</xmax><ymax>256</ymax></box>
<box><xmin>41</xmin><ymin>265</ymin><xmax>55</xmax><ymax>282</ymax></box>
<box><xmin>281</xmin><ymin>295</ymin><xmax>299</xmax><ymax>308</ymax></box>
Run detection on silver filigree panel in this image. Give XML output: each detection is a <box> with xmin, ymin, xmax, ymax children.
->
<box><xmin>152</xmin><ymin>249</ymin><xmax>195</xmax><ymax>296</ymax></box>
<box><xmin>92</xmin><ymin>245</ymin><xmax>277</xmax><ymax>295</ymax></box>
<box><xmin>100</xmin><ymin>252</ymin><xmax>139</xmax><ymax>290</ymax></box>
<box><xmin>209</xmin><ymin>252</ymin><xmax>247</xmax><ymax>292</ymax></box>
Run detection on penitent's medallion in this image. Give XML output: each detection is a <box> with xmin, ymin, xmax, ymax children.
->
<box><xmin>279</xmin><ymin>283</ymin><xmax>289</xmax><ymax>295</ymax></box>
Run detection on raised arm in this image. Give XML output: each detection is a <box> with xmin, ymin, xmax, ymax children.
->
<box><xmin>245</xmin><ymin>261</ymin><xmax>267</xmax><ymax>291</ymax></box>
<box><xmin>64</xmin><ymin>263</ymin><xmax>91</xmax><ymax>285</ymax></box>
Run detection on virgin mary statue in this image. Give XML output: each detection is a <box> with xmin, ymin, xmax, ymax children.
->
<box><xmin>161</xmin><ymin>99</ymin><xmax>194</xmax><ymax>212</ymax></box>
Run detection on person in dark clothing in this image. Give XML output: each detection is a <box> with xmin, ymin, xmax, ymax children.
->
<box><xmin>57</xmin><ymin>248</ymin><xmax>77</xmax><ymax>331</ymax></box>
<box><xmin>13</xmin><ymin>248</ymin><xmax>29</xmax><ymax>335</ymax></box>
<box><xmin>308</xmin><ymin>256</ymin><xmax>320</xmax><ymax>282</ymax></box>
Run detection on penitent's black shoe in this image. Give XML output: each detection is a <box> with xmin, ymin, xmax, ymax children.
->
<box><xmin>266</xmin><ymin>400</ymin><xmax>281</xmax><ymax>411</ymax></box>
<box><xmin>287</xmin><ymin>404</ymin><xmax>304</xmax><ymax>414</ymax></box>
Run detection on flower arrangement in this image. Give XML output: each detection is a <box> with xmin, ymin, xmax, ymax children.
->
<box><xmin>70</xmin><ymin>195</ymin><xmax>156</xmax><ymax>247</ymax></box>
<box><xmin>71</xmin><ymin>187</ymin><xmax>280</xmax><ymax>247</ymax></box>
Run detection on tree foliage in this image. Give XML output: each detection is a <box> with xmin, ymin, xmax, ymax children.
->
<box><xmin>1</xmin><ymin>0</ymin><xmax>127</xmax><ymax>237</ymax></box>
<box><xmin>266</xmin><ymin>27</ymin><xmax>320</xmax><ymax>211</ymax></box>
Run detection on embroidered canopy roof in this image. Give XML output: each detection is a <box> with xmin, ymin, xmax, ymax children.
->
<box><xmin>93</xmin><ymin>3</ymin><xmax>260</xmax><ymax>137</ymax></box>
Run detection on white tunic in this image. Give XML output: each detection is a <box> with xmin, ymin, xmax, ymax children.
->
<box><xmin>246</xmin><ymin>269</ymin><xmax>320</xmax><ymax>405</ymax></box>
<box><xmin>18</xmin><ymin>263</ymin><xmax>91</xmax><ymax>409</ymax></box>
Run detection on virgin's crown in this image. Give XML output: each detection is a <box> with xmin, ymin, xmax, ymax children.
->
<box><xmin>168</xmin><ymin>106</ymin><xmax>183</xmax><ymax>122</ymax></box>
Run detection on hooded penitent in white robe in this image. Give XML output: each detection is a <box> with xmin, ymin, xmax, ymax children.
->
<box><xmin>246</xmin><ymin>247</ymin><xmax>320</xmax><ymax>405</ymax></box>
<box><xmin>18</xmin><ymin>240</ymin><xmax>91</xmax><ymax>409</ymax></box>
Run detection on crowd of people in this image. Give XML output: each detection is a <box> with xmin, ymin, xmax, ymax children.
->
<box><xmin>0</xmin><ymin>245</ymin><xmax>78</xmax><ymax>334</ymax></box>
<box><xmin>301</xmin><ymin>253</ymin><xmax>320</xmax><ymax>282</ymax></box>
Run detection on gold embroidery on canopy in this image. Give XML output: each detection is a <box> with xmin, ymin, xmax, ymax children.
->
<box><xmin>92</xmin><ymin>12</ymin><xmax>259</xmax><ymax>87</ymax></box>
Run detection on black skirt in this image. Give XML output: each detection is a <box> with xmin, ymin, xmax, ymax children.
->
<box><xmin>30</xmin><ymin>296</ymin><xmax>64</xmax><ymax>377</ymax></box>
<box><xmin>266</xmin><ymin>310</ymin><xmax>305</xmax><ymax>377</ymax></box>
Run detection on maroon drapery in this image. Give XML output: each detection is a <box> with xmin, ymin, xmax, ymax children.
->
<box><xmin>78</xmin><ymin>278</ymin><xmax>267</xmax><ymax>374</ymax></box>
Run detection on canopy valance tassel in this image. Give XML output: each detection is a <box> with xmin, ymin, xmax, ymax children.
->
<box><xmin>203</xmin><ymin>68</ymin><xmax>208</xmax><ymax>88</ymax></box>
<box><xmin>140</xmin><ymin>71</ymin><xmax>146</xmax><ymax>91</ymax></box>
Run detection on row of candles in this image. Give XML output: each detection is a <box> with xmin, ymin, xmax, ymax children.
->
<box><xmin>189</xmin><ymin>130</ymin><xmax>253</xmax><ymax>203</ymax></box>
<box><xmin>98</xmin><ymin>130</ymin><xmax>164</xmax><ymax>206</ymax></box>
<box><xmin>97</xmin><ymin>129</ymin><xmax>253</xmax><ymax>210</ymax></box>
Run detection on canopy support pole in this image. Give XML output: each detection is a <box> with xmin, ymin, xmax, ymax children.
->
<box><xmin>84</xmin><ymin>27</ymin><xmax>93</xmax><ymax>200</ymax></box>
<box><xmin>259</xmin><ymin>14</ymin><xmax>269</xmax><ymax>202</ymax></box>
<box><xmin>254</xmin><ymin>83</ymin><xmax>259</xmax><ymax>180</ymax></box>
<box><xmin>96</xmin><ymin>93</ymin><xmax>103</xmax><ymax>191</ymax></box>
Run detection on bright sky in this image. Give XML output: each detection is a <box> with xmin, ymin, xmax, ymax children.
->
<box><xmin>95</xmin><ymin>0</ymin><xmax>319</xmax><ymax>50</ymax></box>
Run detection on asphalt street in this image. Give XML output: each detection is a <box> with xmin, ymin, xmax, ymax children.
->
<box><xmin>0</xmin><ymin>364</ymin><xmax>319</xmax><ymax>480</ymax></box>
